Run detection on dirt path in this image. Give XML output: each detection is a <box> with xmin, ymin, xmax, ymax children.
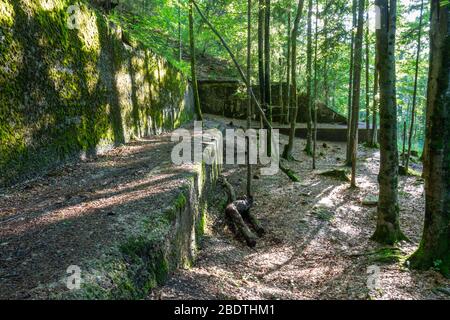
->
<box><xmin>0</xmin><ymin>134</ymin><xmax>193</xmax><ymax>299</ymax></box>
<box><xmin>152</xmin><ymin>135</ymin><xmax>450</xmax><ymax>300</ymax></box>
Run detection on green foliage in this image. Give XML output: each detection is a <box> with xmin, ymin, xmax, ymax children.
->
<box><xmin>0</xmin><ymin>0</ymin><xmax>192</xmax><ymax>187</ymax></box>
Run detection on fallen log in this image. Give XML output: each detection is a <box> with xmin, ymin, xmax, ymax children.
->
<box><xmin>225</xmin><ymin>201</ymin><xmax>258</xmax><ymax>247</ymax></box>
<box><xmin>233</xmin><ymin>198</ymin><xmax>265</xmax><ymax>237</ymax></box>
<box><xmin>219</xmin><ymin>175</ymin><xmax>265</xmax><ymax>247</ymax></box>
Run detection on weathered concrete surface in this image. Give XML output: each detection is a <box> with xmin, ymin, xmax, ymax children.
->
<box><xmin>198</xmin><ymin>80</ymin><xmax>347</xmax><ymax>124</ymax></box>
<box><xmin>204</xmin><ymin>114</ymin><xmax>376</xmax><ymax>144</ymax></box>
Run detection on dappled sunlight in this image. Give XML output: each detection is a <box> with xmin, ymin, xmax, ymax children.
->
<box><xmin>0</xmin><ymin>174</ymin><xmax>173</xmax><ymax>238</ymax></box>
<box><xmin>1</xmin><ymin>0</ymin><xmax>448</xmax><ymax>302</ymax></box>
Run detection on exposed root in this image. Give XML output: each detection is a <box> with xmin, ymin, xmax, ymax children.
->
<box><xmin>219</xmin><ymin>175</ymin><xmax>265</xmax><ymax>247</ymax></box>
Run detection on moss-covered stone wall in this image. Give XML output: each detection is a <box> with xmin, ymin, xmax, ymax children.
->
<box><xmin>0</xmin><ymin>0</ymin><xmax>193</xmax><ymax>187</ymax></box>
<box><xmin>197</xmin><ymin>80</ymin><xmax>347</xmax><ymax>124</ymax></box>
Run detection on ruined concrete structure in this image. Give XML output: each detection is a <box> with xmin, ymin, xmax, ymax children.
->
<box><xmin>197</xmin><ymin>80</ymin><xmax>348</xmax><ymax>124</ymax></box>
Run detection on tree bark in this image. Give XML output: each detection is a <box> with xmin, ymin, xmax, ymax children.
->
<box><xmin>178</xmin><ymin>0</ymin><xmax>182</xmax><ymax>62</ymax></box>
<box><xmin>371</xmin><ymin>0</ymin><xmax>406</xmax><ymax>244</ymax></box>
<box><xmin>405</xmin><ymin>0</ymin><xmax>425</xmax><ymax>172</ymax></box>
<box><xmin>312</xmin><ymin>0</ymin><xmax>319</xmax><ymax>170</ymax></box>
<box><xmin>283</xmin><ymin>0</ymin><xmax>306</xmax><ymax>160</ymax></box>
<box><xmin>189</xmin><ymin>0</ymin><xmax>203</xmax><ymax>121</ymax></box>
<box><xmin>247</xmin><ymin>0</ymin><xmax>252</xmax><ymax>198</ymax></box>
<box><xmin>285</xmin><ymin>10</ymin><xmax>292</xmax><ymax>124</ymax></box>
<box><xmin>370</xmin><ymin>56</ymin><xmax>379</xmax><ymax>147</ymax></box>
<box><xmin>350</xmin><ymin>0</ymin><xmax>365</xmax><ymax>187</ymax></box>
<box><xmin>258</xmin><ymin>0</ymin><xmax>266</xmax><ymax>120</ymax></box>
<box><xmin>279</xmin><ymin>57</ymin><xmax>284</xmax><ymax>114</ymax></box>
<box><xmin>221</xmin><ymin>176</ymin><xmax>263</xmax><ymax>247</ymax></box>
<box><xmin>305</xmin><ymin>0</ymin><xmax>314</xmax><ymax>156</ymax></box>
<box><xmin>365</xmin><ymin>0</ymin><xmax>370</xmax><ymax>142</ymax></box>
<box><xmin>264</xmin><ymin>0</ymin><xmax>272</xmax><ymax>156</ymax></box>
<box><xmin>346</xmin><ymin>0</ymin><xmax>357</xmax><ymax>166</ymax></box>
<box><xmin>323</xmin><ymin>0</ymin><xmax>329</xmax><ymax>107</ymax></box>
<box><xmin>408</xmin><ymin>0</ymin><xmax>450</xmax><ymax>277</ymax></box>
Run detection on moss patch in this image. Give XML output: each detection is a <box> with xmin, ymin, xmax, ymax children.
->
<box><xmin>318</xmin><ymin>169</ymin><xmax>350</xmax><ymax>182</ymax></box>
<box><xmin>368</xmin><ymin>247</ymin><xmax>405</xmax><ymax>264</ymax></box>
<box><xmin>0</xmin><ymin>0</ymin><xmax>193</xmax><ymax>187</ymax></box>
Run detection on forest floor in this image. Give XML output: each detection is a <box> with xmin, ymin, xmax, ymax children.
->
<box><xmin>0</xmin><ymin>118</ymin><xmax>449</xmax><ymax>300</ymax></box>
<box><xmin>151</xmin><ymin>122</ymin><xmax>450</xmax><ymax>300</ymax></box>
<box><xmin>0</xmin><ymin>133</ymin><xmax>195</xmax><ymax>299</ymax></box>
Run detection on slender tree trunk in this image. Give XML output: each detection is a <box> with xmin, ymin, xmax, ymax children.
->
<box><xmin>323</xmin><ymin>0</ymin><xmax>329</xmax><ymax>107</ymax></box>
<box><xmin>283</xmin><ymin>0</ymin><xmax>306</xmax><ymax>160</ymax></box>
<box><xmin>346</xmin><ymin>0</ymin><xmax>357</xmax><ymax>165</ymax></box>
<box><xmin>402</xmin><ymin>119</ymin><xmax>407</xmax><ymax>165</ymax></box>
<box><xmin>265</xmin><ymin>0</ymin><xmax>272</xmax><ymax>156</ymax></box>
<box><xmin>247</xmin><ymin>0</ymin><xmax>252</xmax><ymax>197</ymax></box>
<box><xmin>285</xmin><ymin>10</ymin><xmax>292</xmax><ymax>124</ymax></box>
<box><xmin>305</xmin><ymin>0</ymin><xmax>313</xmax><ymax>156</ymax></box>
<box><xmin>365</xmin><ymin>1</ymin><xmax>370</xmax><ymax>142</ymax></box>
<box><xmin>279</xmin><ymin>57</ymin><xmax>284</xmax><ymax>117</ymax></box>
<box><xmin>258</xmin><ymin>0</ymin><xmax>265</xmax><ymax>117</ymax></box>
<box><xmin>409</xmin><ymin>0</ymin><xmax>449</xmax><ymax>277</ymax></box>
<box><xmin>179</xmin><ymin>0</ymin><xmax>182</xmax><ymax>61</ymax></box>
<box><xmin>371</xmin><ymin>0</ymin><xmax>406</xmax><ymax>244</ymax></box>
<box><xmin>370</xmin><ymin>57</ymin><xmax>379</xmax><ymax>146</ymax></box>
<box><xmin>405</xmin><ymin>0</ymin><xmax>425</xmax><ymax>172</ymax></box>
<box><xmin>350</xmin><ymin>0</ymin><xmax>365</xmax><ymax>187</ymax></box>
<box><xmin>192</xmin><ymin>1</ymin><xmax>272</xmax><ymax>130</ymax></box>
<box><xmin>189</xmin><ymin>0</ymin><xmax>203</xmax><ymax>121</ymax></box>
<box><xmin>312</xmin><ymin>0</ymin><xmax>319</xmax><ymax>170</ymax></box>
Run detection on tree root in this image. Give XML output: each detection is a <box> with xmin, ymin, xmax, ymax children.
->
<box><xmin>279</xmin><ymin>164</ymin><xmax>301</xmax><ymax>182</ymax></box>
<box><xmin>219</xmin><ymin>175</ymin><xmax>265</xmax><ymax>247</ymax></box>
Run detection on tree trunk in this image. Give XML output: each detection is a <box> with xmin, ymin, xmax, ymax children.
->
<box><xmin>408</xmin><ymin>0</ymin><xmax>450</xmax><ymax>277</ymax></box>
<box><xmin>178</xmin><ymin>0</ymin><xmax>182</xmax><ymax>61</ymax></box>
<box><xmin>323</xmin><ymin>0</ymin><xmax>329</xmax><ymax>107</ymax></box>
<box><xmin>285</xmin><ymin>10</ymin><xmax>292</xmax><ymax>124</ymax></box>
<box><xmin>346</xmin><ymin>0</ymin><xmax>357</xmax><ymax>166</ymax></box>
<box><xmin>365</xmin><ymin>1</ymin><xmax>370</xmax><ymax>142</ymax></box>
<box><xmin>402</xmin><ymin>119</ymin><xmax>407</xmax><ymax>166</ymax></box>
<box><xmin>264</xmin><ymin>0</ymin><xmax>272</xmax><ymax>156</ymax></box>
<box><xmin>189</xmin><ymin>0</ymin><xmax>203</xmax><ymax>121</ymax></box>
<box><xmin>370</xmin><ymin>56</ymin><xmax>379</xmax><ymax>147</ymax></box>
<box><xmin>312</xmin><ymin>0</ymin><xmax>319</xmax><ymax>170</ymax></box>
<box><xmin>350</xmin><ymin>0</ymin><xmax>365</xmax><ymax>187</ymax></box>
<box><xmin>371</xmin><ymin>0</ymin><xmax>406</xmax><ymax>244</ymax></box>
<box><xmin>279</xmin><ymin>57</ymin><xmax>284</xmax><ymax>116</ymax></box>
<box><xmin>283</xmin><ymin>0</ymin><xmax>306</xmax><ymax>160</ymax></box>
<box><xmin>258</xmin><ymin>0</ymin><xmax>265</xmax><ymax>119</ymax></box>
<box><xmin>305</xmin><ymin>0</ymin><xmax>313</xmax><ymax>156</ymax></box>
<box><xmin>247</xmin><ymin>0</ymin><xmax>252</xmax><ymax>198</ymax></box>
<box><xmin>405</xmin><ymin>0</ymin><xmax>425</xmax><ymax>172</ymax></box>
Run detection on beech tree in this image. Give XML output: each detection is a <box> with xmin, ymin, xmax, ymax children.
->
<box><xmin>265</xmin><ymin>0</ymin><xmax>272</xmax><ymax>155</ymax></box>
<box><xmin>371</xmin><ymin>0</ymin><xmax>407</xmax><ymax>244</ymax></box>
<box><xmin>247</xmin><ymin>0</ymin><xmax>252</xmax><ymax>197</ymax></box>
<box><xmin>283</xmin><ymin>0</ymin><xmax>306</xmax><ymax>160</ymax></box>
<box><xmin>408</xmin><ymin>0</ymin><xmax>449</xmax><ymax>277</ymax></box>
<box><xmin>305</xmin><ymin>0</ymin><xmax>313</xmax><ymax>156</ymax></box>
<box><xmin>258</xmin><ymin>0</ymin><xmax>266</xmax><ymax>125</ymax></box>
<box><xmin>346</xmin><ymin>0</ymin><xmax>357</xmax><ymax>166</ymax></box>
<box><xmin>349</xmin><ymin>0</ymin><xmax>365</xmax><ymax>187</ymax></box>
<box><xmin>404</xmin><ymin>0</ymin><xmax>425</xmax><ymax>173</ymax></box>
